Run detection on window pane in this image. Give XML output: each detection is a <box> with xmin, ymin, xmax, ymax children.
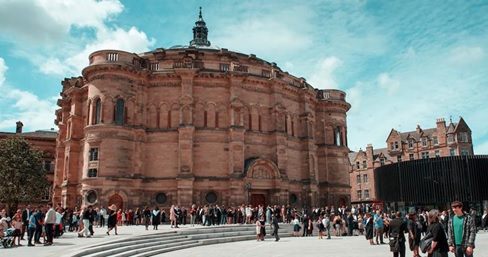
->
<box><xmin>115</xmin><ymin>99</ymin><xmax>125</xmax><ymax>125</ymax></box>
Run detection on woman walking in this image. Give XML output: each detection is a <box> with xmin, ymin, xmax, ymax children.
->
<box><xmin>426</xmin><ymin>209</ymin><xmax>449</xmax><ymax>257</ymax></box>
<box><xmin>106</xmin><ymin>204</ymin><xmax>118</xmax><ymax>235</ymax></box>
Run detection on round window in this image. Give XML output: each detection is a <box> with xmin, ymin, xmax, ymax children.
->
<box><xmin>205</xmin><ymin>192</ymin><xmax>218</xmax><ymax>204</ymax></box>
<box><xmin>155</xmin><ymin>193</ymin><xmax>167</xmax><ymax>205</ymax></box>
<box><xmin>86</xmin><ymin>190</ymin><xmax>98</xmax><ymax>204</ymax></box>
<box><xmin>289</xmin><ymin>193</ymin><xmax>297</xmax><ymax>204</ymax></box>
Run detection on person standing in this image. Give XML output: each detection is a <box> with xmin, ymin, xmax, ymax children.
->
<box><xmin>364</xmin><ymin>212</ymin><xmax>374</xmax><ymax>245</ymax></box>
<box><xmin>407</xmin><ymin>212</ymin><xmax>421</xmax><ymax>257</ymax></box>
<box><xmin>27</xmin><ymin>208</ymin><xmax>37</xmax><ymax>247</ymax></box>
<box><xmin>302</xmin><ymin>214</ymin><xmax>309</xmax><ymax>237</ymax></box>
<box><xmin>152</xmin><ymin>206</ymin><xmax>161</xmax><ymax>230</ymax></box>
<box><xmin>271</xmin><ymin>214</ymin><xmax>280</xmax><ymax>241</ymax></box>
<box><xmin>374</xmin><ymin>210</ymin><xmax>385</xmax><ymax>244</ymax></box>
<box><xmin>44</xmin><ymin>203</ymin><xmax>56</xmax><ymax>246</ymax></box>
<box><xmin>389</xmin><ymin>212</ymin><xmax>408</xmax><ymax>257</ymax></box>
<box><xmin>34</xmin><ymin>205</ymin><xmax>44</xmax><ymax>244</ymax></box>
<box><xmin>99</xmin><ymin>206</ymin><xmax>106</xmax><ymax>227</ymax></box>
<box><xmin>21</xmin><ymin>205</ymin><xmax>31</xmax><ymax>240</ymax></box>
<box><xmin>448</xmin><ymin>201</ymin><xmax>476</xmax><ymax>257</ymax></box>
<box><xmin>426</xmin><ymin>209</ymin><xmax>449</xmax><ymax>257</ymax></box>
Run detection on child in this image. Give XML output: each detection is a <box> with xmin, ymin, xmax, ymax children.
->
<box><xmin>12</xmin><ymin>213</ymin><xmax>23</xmax><ymax>246</ymax></box>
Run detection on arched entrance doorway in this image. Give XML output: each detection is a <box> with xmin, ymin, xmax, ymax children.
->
<box><xmin>108</xmin><ymin>194</ymin><xmax>123</xmax><ymax>210</ymax></box>
<box><xmin>251</xmin><ymin>194</ymin><xmax>266</xmax><ymax>207</ymax></box>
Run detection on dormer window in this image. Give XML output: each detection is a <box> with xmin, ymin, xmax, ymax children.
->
<box><xmin>408</xmin><ymin>139</ymin><xmax>414</xmax><ymax>148</ymax></box>
<box><xmin>422</xmin><ymin>138</ymin><xmax>428</xmax><ymax>147</ymax></box>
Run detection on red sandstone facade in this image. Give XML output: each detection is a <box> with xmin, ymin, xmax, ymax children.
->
<box><xmin>53</xmin><ymin>10</ymin><xmax>351</xmax><ymax>210</ymax></box>
<box><xmin>349</xmin><ymin>117</ymin><xmax>473</xmax><ymax>204</ymax></box>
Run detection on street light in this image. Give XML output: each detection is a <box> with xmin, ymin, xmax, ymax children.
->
<box><xmin>302</xmin><ymin>184</ymin><xmax>308</xmax><ymax>211</ymax></box>
<box><xmin>245</xmin><ymin>182</ymin><xmax>251</xmax><ymax>204</ymax></box>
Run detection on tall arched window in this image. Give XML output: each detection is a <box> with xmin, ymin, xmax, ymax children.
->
<box><xmin>94</xmin><ymin>99</ymin><xmax>101</xmax><ymax>124</ymax></box>
<box><xmin>335</xmin><ymin>127</ymin><xmax>341</xmax><ymax>146</ymax></box>
<box><xmin>115</xmin><ymin>99</ymin><xmax>125</xmax><ymax>125</ymax></box>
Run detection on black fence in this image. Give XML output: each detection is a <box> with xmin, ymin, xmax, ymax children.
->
<box><xmin>375</xmin><ymin>155</ymin><xmax>488</xmax><ymax>203</ymax></box>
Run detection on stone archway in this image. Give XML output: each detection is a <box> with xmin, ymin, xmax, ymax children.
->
<box><xmin>108</xmin><ymin>194</ymin><xmax>124</xmax><ymax>210</ymax></box>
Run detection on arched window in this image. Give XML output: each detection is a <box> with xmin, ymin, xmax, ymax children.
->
<box><xmin>335</xmin><ymin>127</ymin><xmax>341</xmax><ymax>146</ymax></box>
<box><xmin>94</xmin><ymin>99</ymin><xmax>101</xmax><ymax>124</ymax></box>
<box><xmin>115</xmin><ymin>99</ymin><xmax>125</xmax><ymax>125</ymax></box>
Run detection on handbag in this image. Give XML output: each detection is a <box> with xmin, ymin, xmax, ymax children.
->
<box><xmin>389</xmin><ymin>232</ymin><xmax>400</xmax><ymax>252</ymax></box>
<box><xmin>420</xmin><ymin>232</ymin><xmax>433</xmax><ymax>253</ymax></box>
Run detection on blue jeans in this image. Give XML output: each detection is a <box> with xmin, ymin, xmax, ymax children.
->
<box><xmin>455</xmin><ymin>245</ymin><xmax>473</xmax><ymax>257</ymax></box>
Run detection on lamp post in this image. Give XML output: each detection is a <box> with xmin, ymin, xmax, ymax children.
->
<box><xmin>245</xmin><ymin>182</ymin><xmax>251</xmax><ymax>205</ymax></box>
<box><xmin>302</xmin><ymin>184</ymin><xmax>308</xmax><ymax>214</ymax></box>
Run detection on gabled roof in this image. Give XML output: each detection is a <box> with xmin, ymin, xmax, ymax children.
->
<box><xmin>372</xmin><ymin>148</ymin><xmax>391</xmax><ymax>161</ymax></box>
<box><xmin>400</xmin><ymin>128</ymin><xmax>437</xmax><ymax>142</ymax></box>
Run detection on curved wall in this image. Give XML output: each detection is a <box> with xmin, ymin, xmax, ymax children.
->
<box><xmin>375</xmin><ymin>155</ymin><xmax>488</xmax><ymax>203</ymax></box>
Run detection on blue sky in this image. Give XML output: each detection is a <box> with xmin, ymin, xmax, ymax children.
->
<box><xmin>0</xmin><ymin>0</ymin><xmax>487</xmax><ymax>154</ymax></box>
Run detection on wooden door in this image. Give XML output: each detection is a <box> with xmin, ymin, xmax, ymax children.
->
<box><xmin>251</xmin><ymin>194</ymin><xmax>265</xmax><ymax>207</ymax></box>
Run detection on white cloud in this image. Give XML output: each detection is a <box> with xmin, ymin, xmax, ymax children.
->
<box><xmin>41</xmin><ymin>27</ymin><xmax>156</xmax><ymax>76</ymax></box>
<box><xmin>0</xmin><ymin>58</ymin><xmax>6</xmax><ymax>86</ymax></box>
<box><xmin>0</xmin><ymin>58</ymin><xmax>57</xmax><ymax>131</ymax></box>
<box><xmin>448</xmin><ymin>46</ymin><xmax>485</xmax><ymax>65</ymax></box>
<box><xmin>308</xmin><ymin>57</ymin><xmax>342</xmax><ymax>89</ymax></box>
<box><xmin>0</xmin><ymin>0</ymin><xmax>123</xmax><ymax>46</ymax></box>
<box><xmin>378</xmin><ymin>73</ymin><xmax>400</xmax><ymax>95</ymax></box>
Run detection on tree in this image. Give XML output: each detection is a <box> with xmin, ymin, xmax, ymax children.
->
<box><xmin>0</xmin><ymin>136</ymin><xmax>49</xmax><ymax>215</ymax></box>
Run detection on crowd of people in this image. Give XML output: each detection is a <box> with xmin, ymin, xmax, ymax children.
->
<box><xmin>0</xmin><ymin>201</ymin><xmax>486</xmax><ymax>256</ymax></box>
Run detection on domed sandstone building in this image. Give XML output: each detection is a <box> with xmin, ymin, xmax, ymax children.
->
<box><xmin>53</xmin><ymin>9</ymin><xmax>351</xmax><ymax>210</ymax></box>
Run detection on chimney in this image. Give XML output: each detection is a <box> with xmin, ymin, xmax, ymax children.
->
<box><xmin>416</xmin><ymin>125</ymin><xmax>422</xmax><ymax>133</ymax></box>
<box><xmin>366</xmin><ymin>144</ymin><xmax>374</xmax><ymax>161</ymax></box>
<box><xmin>16</xmin><ymin>121</ymin><xmax>23</xmax><ymax>134</ymax></box>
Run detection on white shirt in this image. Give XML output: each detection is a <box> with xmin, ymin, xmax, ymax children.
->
<box><xmin>55</xmin><ymin>212</ymin><xmax>63</xmax><ymax>224</ymax></box>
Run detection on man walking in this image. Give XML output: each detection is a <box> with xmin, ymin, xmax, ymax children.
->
<box><xmin>271</xmin><ymin>214</ymin><xmax>280</xmax><ymax>241</ymax></box>
<box><xmin>389</xmin><ymin>212</ymin><xmax>407</xmax><ymax>257</ymax></box>
<box><xmin>448</xmin><ymin>201</ymin><xmax>476</xmax><ymax>257</ymax></box>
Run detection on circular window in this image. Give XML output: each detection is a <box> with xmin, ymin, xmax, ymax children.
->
<box><xmin>86</xmin><ymin>190</ymin><xmax>98</xmax><ymax>204</ymax></box>
<box><xmin>205</xmin><ymin>191</ymin><xmax>218</xmax><ymax>204</ymax></box>
<box><xmin>289</xmin><ymin>193</ymin><xmax>297</xmax><ymax>204</ymax></box>
<box><xmin>155</xmin><ymin>193</ymin><xmax>167</xmax><ymax>205</ymax></box>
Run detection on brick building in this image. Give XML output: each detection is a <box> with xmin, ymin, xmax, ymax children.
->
<box><xmin>53</xmin><ymin>9</ymin><xmax>352</xmax><ymax>210</ymax></box>
<box><xmin>0</xmin><ymin>121</ymin><xmax>57</xmax><ymax>205</ymax></box>
<box><xmin>349</xmin><ymin>117</ymin><xmax>473</xmax><ymax>204</ymax></box>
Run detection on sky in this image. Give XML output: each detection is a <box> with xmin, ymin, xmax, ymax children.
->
<box><xmin>0</xmin><ymin>0</ymin><xmax>487</xmax><ymax>154</ymax></box>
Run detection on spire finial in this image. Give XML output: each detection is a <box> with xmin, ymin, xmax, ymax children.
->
<box><xmin>190</xmin><ymin>7</ymin><xmax>211</xmax><ymax>47</ymax></box>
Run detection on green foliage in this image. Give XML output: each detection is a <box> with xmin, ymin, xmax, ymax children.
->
<box><xmin>0</xmin><ymin>137</ymin><xmax>49</xmax><ymax>212</ymax></box>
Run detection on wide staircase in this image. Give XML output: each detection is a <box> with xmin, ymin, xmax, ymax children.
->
<box><xmin>71</xmin><ymin>224</ymin><xmax>294</xmax><ymax>257</ymax></box>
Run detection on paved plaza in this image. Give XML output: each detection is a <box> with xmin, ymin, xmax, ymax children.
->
<box><xmin>2</xmin><ymin>224</ymin><xmax>487</xmax><ymax>257</ymax></box>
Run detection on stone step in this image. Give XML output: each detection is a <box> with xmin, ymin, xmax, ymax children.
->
<box><xmin>74</xmin><ymin>235</ymin><xmax>189</xmax><ymax>257</ymax></box>
<box><xmin>108</xmin><ymin>240</ymin><xmax>200</xmax><ymax>257</ymax></box>
<box><xmin>129</xmin><ymin>242</ymin><xmax>203</xmax><ymax>257</ymax></box>
<box><xmin>187</xmin><ymin>230</ymin><xmax>254</xmax><ymax>240</ymax></box>
<box><xmin>73</xmin><ymin>224</ymin><xmax>295</xmax><ymax>257</ymax></box>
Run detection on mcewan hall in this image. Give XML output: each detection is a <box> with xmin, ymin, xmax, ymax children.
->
<box><xmin>53</xmin><ymin>9</ymin><xmax>351</xmax><ymax>210</ymax></box>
